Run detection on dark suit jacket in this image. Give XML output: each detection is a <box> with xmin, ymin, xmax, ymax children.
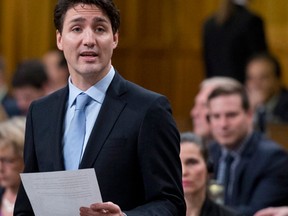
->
<box><xmin>273</xmin><ymin>88</ymin><xmax>288</xmax><ymax>122</ymax></box>
<box><xmin>14</xmin><ymin>71</ymin><xmax>186</xmax><ymax>215</ymax></box>
<box><xmin>203</xmin><ymin>5</ymin><xmax>267</xmax><ymax>83</ymax></box>
<box><xmin>1</xmin><ymin>93</ymin><xmax>21</xmax><ymax>117</ymax></box>
<box><xmin>209</xmin><ymin>132</ymin><xmax>288</xmax><ymax>216</ymax></box>
<box><xmin>200</xmin><ymin>197</ymin><xmax>239</xmax><ymax>216</ymax></box>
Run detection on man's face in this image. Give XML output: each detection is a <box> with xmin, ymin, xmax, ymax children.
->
<box><xmin>208</xmin><ymin>94</ymin><xmax>252</xmax><ymax>149</ymax></box>
<box><xmin>190</xmin><ymin>86</ymin><xmax>214</xmax><ymax>139</ymax></box>
<box><xmin>246</xmin><ymin>59</ymin><xmax>279</xmax><ymax>104</ymax></box>
<box><xmin>56</xmin><ymin>4</ymin><xmax>118</xmax><ymax>88</ymax></box>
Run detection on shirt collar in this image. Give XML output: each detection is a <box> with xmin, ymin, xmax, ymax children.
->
<box><xmin>221</xmin><ymin>132</ymin><xmax>253</xmax><ymax>157</ymax></box>
<box><xmin>68</xmin><ymin>66</ymin><xmax>115</xmax><ymax>108</ymax></box>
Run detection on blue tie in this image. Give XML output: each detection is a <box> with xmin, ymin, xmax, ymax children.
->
<box><xmin>224</xmin><ymin>153</ymin><xmax>234</xmax><ymax>204</ymax></box>
<box><xmin>64</xmin><ymin>93</ymin><xmax>91</xmax><ymax>170</ymax></box>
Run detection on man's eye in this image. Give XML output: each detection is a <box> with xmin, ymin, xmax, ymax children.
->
<box><xmin>96</xmin><ymin>27</ymin><xmax>105</xmax><ymax>32</ymax></box>
<box><xmin>72</xmin><ymin>27</ymin><xmax>82</xmax><ymax>32</ymax></box>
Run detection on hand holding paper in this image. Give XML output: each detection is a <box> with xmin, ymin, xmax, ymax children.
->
<box><xmin>20</xmin><ymin>168</ymin><xmax>102</xmax><ymax>216</ymax></box>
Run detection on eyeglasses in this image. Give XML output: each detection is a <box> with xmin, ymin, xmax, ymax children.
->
<box><xmin>0</xmin><ymin>157</ymin><xmax>19</xmax><ymax>165</ymax></box>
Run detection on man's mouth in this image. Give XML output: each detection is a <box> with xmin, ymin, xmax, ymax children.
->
<box><xmin>80</xmin><ymin>51</ymin><xmax>98</xmax><ymax>57</ymax></box>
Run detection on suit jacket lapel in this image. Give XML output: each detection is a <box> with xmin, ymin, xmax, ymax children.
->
<box><xmin>80</xmin><ymin>72</ymin><xmax>127</xmax><ymax>168</ymax></box>
<box><xmin>52</xmin><ymin>87</ymin><xmax>69</xmax><ymax>170</ymax></box>
<box><xmin>231</xmin><ymin>133</ymin><xmax>258</xmax><ymax>203</ymax></box>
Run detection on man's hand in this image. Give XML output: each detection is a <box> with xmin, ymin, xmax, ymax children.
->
<box><xmin>80</xmin><ymin>202</ymin><xmax>126</xmax><ymax>216</ymax></box>
<box><xmin>254</xmin><ymin>207</ymin><xmax>288</xmax><ymax>216</ymax></box>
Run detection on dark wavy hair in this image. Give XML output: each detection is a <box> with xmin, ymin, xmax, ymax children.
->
<box><xmin>180</xmin><ymin>132</ymin><xmax>213</xmax><ymax>173</ymax></box>
<box><xmin>208</xmin><ymin>85</ymin><xmax>250</xmax><ymax>112</ymax></box>
<box><xmin>54</xmin><ymin>0</ymin><xmax>120</xmax><ymax>34</ymax></box>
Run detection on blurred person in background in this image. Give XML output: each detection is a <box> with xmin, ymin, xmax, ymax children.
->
<box><xmin>190</xmin><ymin>77</ymin><xmax>241</xmax><ymax>145</ymax></box>
<box><xmin>180</xmin><ymin>132</ymin><xmax>238</xmax><ymax>216</ymax></box>
<box><xmin>0</xmin><ymin>117</ymin><xmax>25</xmax><ymax>216</ymax></box>
<box><xmin>245</xmin><ymin>52</ymin><xmax>288</xmax><ymax>133</ymax></box>
<box><xmin>0</xmin><ymin>57</ymin><xmax>20</xmax><ymax>118</ymax></box>
<box><xmin>42</xmin><ymin>49</ymin><xmax>69</xmax><ymax>95</ymax></box>
<box><xmin>203</xmin><ymin>0</ymin><xmax>267</xmax><ymax>83</ymax></box>
<box><xmin>11</xmin><ymin>60</ymin><xmax>48</xmax><ymax>115</ymax></box>
<box><xmin>207</xmin><ymin>84</ymin><xmax>288</xmax><ymax>215</ymax></box>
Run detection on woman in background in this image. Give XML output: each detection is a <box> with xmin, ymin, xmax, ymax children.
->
<box><xmin>0</xmin><ymin>117</ymin><xmax>25</xmax><ymax>216</ymax></box>
<box><xmin>180</xmin><ymin>132</ymin><xmax>238</xmax><ymax>216</ymax></box>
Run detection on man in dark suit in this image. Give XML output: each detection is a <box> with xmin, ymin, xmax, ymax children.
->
<box><xmin>245</xmin><ymin>52</ymin><xmax>288</xmax><ymax>133</ymax></box>
<box><xmin>207</xmin><ymin>85</ymin><xmax>288</xmax><ymax>216</ymax></box>
<box><xmin>14</xmin><ymin>0</ymin><xmax>185</xmax><ymax>215</ymax></box>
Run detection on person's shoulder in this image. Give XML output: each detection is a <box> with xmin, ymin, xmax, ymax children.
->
<box><xmin>203</xmin><ymin>15</ymin><xmax>217</xmax><ymax>30</ymax></box>
<box><xmin>250</xmin><ymin>132</ymin><xmax>288</xmax><ymax>161</ymax></box>
<box><xmin>114</xmin><ymin>72</ymin><xmax>167</xmax><ymax>103</ymax></box>
<box><xmin>126</xmin><ymin>80</ymin><xmax>162</xmax><ymax>98</ymax></box>
<box><xmin>202</xmin><ymin>198</ymin><xmax>240</xmax><ymax>216</ymax></box>
<box><xmin>278</xmin><ymin>88</ymin><xmax>288</xmax><ymax>101</ymax></box>
<box><xmin>208</xmin><ymin>141</ymin><xmax>221</xmax><ymax>152</ymax></box>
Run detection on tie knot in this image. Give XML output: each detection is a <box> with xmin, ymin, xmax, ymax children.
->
<box><xmin>225</xmin><ymin>153</ymin><xmax>234</xmax><ymax>164</ymax></box>
<box><xmin>75</xmin><ymin>93</ymin><xmax>92</xmax><ymax>110</ymax></box>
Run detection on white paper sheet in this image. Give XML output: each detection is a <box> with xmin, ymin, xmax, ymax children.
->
<box><xmin>20</xmin><ymin>168</ymin><xmax>102</xmax><ymax>216</ymax></box>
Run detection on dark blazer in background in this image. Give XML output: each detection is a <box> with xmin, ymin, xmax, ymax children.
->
<box><xmin>209</xmin><ymin>132</ymin><xmax>288</xmax><ymax>216</ymax></box>
<box><xmin>272</xmin><ymin>88</ymin><xmax>288</xmax><ymax>122</ymax></box>
<box><xmin>203</xmin><ymin>5</ymin><xmax>268</xmax><ymax>83</ymax></box>
<box><xmin>200</xmin><ymin>197</ymin><xmax>239</xmax><ymax>216</ymax></box>
<box><xmin>14</xmin><ymin>71</ymin><xmax>186</xmax><ymax>215</ymax></box>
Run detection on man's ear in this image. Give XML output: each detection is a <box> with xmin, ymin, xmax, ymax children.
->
<box><xmin>56</xmin><ymin>30</ymin><xmax>63</xmax><ymax>51</ymax></box>
<box><xmin>112</xmin><ymin>32</ymin><xmax>119</xmax><ymax>49</ymax></box>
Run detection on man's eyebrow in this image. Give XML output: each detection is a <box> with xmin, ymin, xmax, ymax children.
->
<box><xmin>92</xmin><ymin>16</ymin><xmax>109</xmax><ymax>24</ymax></box>
<box><xmin>69</xmin><ymin>17</ymin><xmax>86</xmax><ymax>24</ymax></box>
<box><xmin>68</xmin><ymin>16</ymin><xmax>109</xmax><ymax>24</ymax></box>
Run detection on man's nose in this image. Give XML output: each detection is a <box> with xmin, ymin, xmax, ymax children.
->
<box><xmin>219</xmin><ymin>116</ymin><xmax>229</xmax><ymax>127</ymax></box>
<box><xmin>83</xmin><ymin>29</ymin><xmax>96</xmax><ymax>47</ymax></box>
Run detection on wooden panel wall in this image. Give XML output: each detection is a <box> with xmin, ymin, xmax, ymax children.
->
<box><xmin>1</xmin><ymin>0</ymin><xmax>288</xmax><ymax>132</ymax></box>
<box><xmin>112</xmin><ymin>0</ymin><xmax>223</xmax><ymax>131</ymax></box>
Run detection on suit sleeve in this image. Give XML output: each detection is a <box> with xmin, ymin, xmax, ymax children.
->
<box><xmin>14</xmin><ymin>104</ymin><xmax>38</xmax><ymax>216</ymax></box>
<box><xmin>124</xmin><ymin>96</ymin><xmax>186</xmax><ymax>216</ymax></box>
<box><xmin>235</xmin><ymin>147</ymin><xmax>288</xmax><ymax>215</ymax></box>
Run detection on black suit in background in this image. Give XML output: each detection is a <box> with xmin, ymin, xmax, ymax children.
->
<box><xmin>254</xmin><ymin>88</ymin><xmax>288</xmax><ymax>133</ymax></box>
<box><xmin>14</xmin><ymin>71</ymin><xmax>186</xmax><ymax>215</ymax></box>
<box><xmin>271</xmin><ymin>88</ymin><xmax>288</xmax><ymax>122</ymax></box>
<box><xmin>1</xmin><ymin>94</ymin><xmax>21</xmax><ymax>117</ymax></box>
<box><xmin>203</xmin><ymin>5</ymin><xmax>268</xmax><ymax>83</ymax></box>
<box><xmin>200</xmin><ymin>198</ymin><xmax>239</xmax><ymax>216</ymax></box>
<box><xmin>208</xmin><ymin>132</ymin><xmax>288</xmax><ymax>216</ymax></box>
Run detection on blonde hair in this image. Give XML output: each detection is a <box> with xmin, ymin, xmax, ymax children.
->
<box><xmin>0</xmin><ymin>116</ymin><xmax>26</xmax><ymax>157</ymax></box>
<box><xmin>201</xmin><ymin>76</ymin><xmax>242</xmax><ymax>90</ymax></box>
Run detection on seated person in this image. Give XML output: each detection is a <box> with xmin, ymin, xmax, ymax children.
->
<box><xmin>207</xmin><ymin>84</ymin><xmax>288</xmax><ymax>215</ymax></box>
<box><xmin>0</xmin><ymin>57</ymin><xmax>20</xmax><ymax>117</ymax></box>
<box><xmin>245</xmin><ymin>52</ymin><xmax>288</xmax><ymax>131</ymax></box>
<box><xmin>180</xmin><ymin>131</ymin><xmax>238</xmax><ymax>216</ymax></box>
<box><xmin>42</xmin><ymin>49</ymin><xmax>69</xmax><ymax>95</ymax></box>
<box><xmin>11</xmin><ymin>60</ymin><xmax>48</xmax><ymax>116</ymax></box>
<box><xmin>0</xmin><ymin>117</ymin><xmax>25</xmax><ymax>216</ymax></box>
<box><xmin>190</xmin><ymin>77</ymin><xmax>241</xmax><ymax>144</ymax></box>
